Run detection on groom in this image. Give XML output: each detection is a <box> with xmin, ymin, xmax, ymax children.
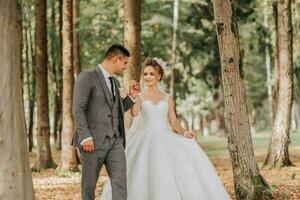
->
<box><xmin>72</xmin><ymin>44</ymin><xmax>139</xmax><ymax>200</ymax></box>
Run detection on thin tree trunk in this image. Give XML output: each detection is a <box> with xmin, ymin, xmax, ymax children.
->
<box><xmin>49</xmin><ymin>0</ymin><xmax>58</xmax><ymax>143</ymax></box>
<box><xmin>34</xmin><ymin>0</ymin><xmax>55</xmax><ymax>170</ymax></box>
<box><xmin>124</xmin><ymin>0</ymin><xmax>141</xmax><ymax>130</ymax></box>
<box><xmin>297</xmin><ymin>102</ymin><xmax>300</xmax><ymax>135</ymax></box>
<box><xmin>0</xmin><ymin>1</ymin><xmax>35</xmax><ymax>198</ymax></box>
<box><xmin>213</xmin><ymin>89</ymin><xmax>225</xmax><ymax>136</ymax></box>
<box><xmin>56</xmin><ymin>0</ymin><xmax>63</xmax><ymax>150</ymax></box>
<box><xmin>250</xmin><ymin>109</ymin><xmax>257</xmax><ymax>135</ymax></box>
<box><xmin>273</xmin><ymin>2</ymin><xmax>280</xmax><ymax>122</ymax></box>
<box><xmin>24</xmin><ymin>21</ymin><xmax>35</xmax><ymax>152</ymax></box>
<box><xmin>264</xmin><ymin>0</ymin><xmax>273</xmax><ymax>123</ymax></box>
<box><xmin>169</xmin><ymin>0</ymin><xmax>179</xmax><ymax>97</ymax></box>
<box><xmin>58</xmin><ymin>0</ymin><xmax>79</xmax><ymax>173</ymax></box>
<box><xmin>28</xmin><ymin>16</ymin><xmax>36</xmax><ymax>152</ymax></box>
<box><xmin>73</xmin><ymin>0</ymin><xmax>81</xmax><ymax>78</ymax></box>
<box><xmin>202</xmin><ymin>115</ymin><xmax>210</xmax><ymax>137</ymax></box>
<box><xmin>264</xmin><ymin>0</ymin><xmax>293</xmax><ymax>168</ymax></box>
<box><xmin>212</xmin><ymin>0</ymin><xmax>270</xmax><ymax>199</ymax></box>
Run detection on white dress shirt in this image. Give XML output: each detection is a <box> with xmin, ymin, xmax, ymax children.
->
<box><xmin>99</xmin><ymin>64</ymin><xmax>115</xmax><ymax>95</ymax></box>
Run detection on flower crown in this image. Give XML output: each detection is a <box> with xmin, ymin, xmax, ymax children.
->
<box><xmin>153</xmin><ymin>57</ymin><xmax>167</xmax><ymax>70</ymax></box>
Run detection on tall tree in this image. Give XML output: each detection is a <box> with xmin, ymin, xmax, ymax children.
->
<box><xmin>124</xmin><ymin>0</ymin><xmax>141</xmax><ymax>83</ymax></box>
<box><xmin>124</xmin><ymin>0</ymin><xmax>141</xmax><ymax>129</ymax></box>
<box><xmin>0</xmin><ymin>0</ymin><xmax>35</xmax><ymax>198</ymax></box>
<box><xmin>264</xmin><ymin>0</ymin><xmax>293</xmax><ymax>167</ymax></box>
<box><xmin>49</xmin><ymin>0</ymin><xmax>58</xmax><ymax>144</ymax></box>
<box><xmin>169</xmin><ymin>0</ymin><xmax>179</xmax><ymax>97</ymax></box>
<box><xmin>263</xmin><ymin>0</ymin><xmax>273</xmax><ymax>122</ymax></box>
<box><xmin>28</xmin><ymin>13</ymin><xmax>36</xmax><ymax>152</ymax></box>
<box><xmin>55</xmin><ymin>0</ymin><xmax>63</xmax><ymax>150</ymax></box>
<box><xmin>212</xmin><ymin>0</ymin><xmax>270</xmax><ymax>199</ymax></box>
<box><xmin>73</xmin><ymin>0</ymin><xmax>81</xmax><ymax>78</ymax></box>
<box><xmin>58</xmin><ymin>0</ymin><xmax>79</xmax><ymax>173</ymax></box>
<box><xmin>34</xmin><ymin>0</ymin><xmax>55</xmax><ymax>170</ymax></box>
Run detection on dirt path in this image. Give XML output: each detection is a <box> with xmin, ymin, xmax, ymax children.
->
<box><xmin>32</xmin><ymin>149</ymin><xmax>300</xmax><ymax>200</ymax></box>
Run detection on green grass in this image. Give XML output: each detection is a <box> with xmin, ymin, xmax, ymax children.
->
<box><xmin>197</xmin><ymin>131</ymin><xmax>300</xmax><ymax>157</ymax></box>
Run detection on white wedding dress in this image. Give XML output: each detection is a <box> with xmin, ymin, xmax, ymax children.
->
<box><xmin>101</xmin><ymin>94</ymin><xmax>231</xmax><ymax>200</ymax></box>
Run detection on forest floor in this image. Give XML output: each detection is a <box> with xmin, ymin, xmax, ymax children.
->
<box><xmin>31</xmin><ymin>132</ymin><xmax>300</xmax><ymax>200</ymax></box>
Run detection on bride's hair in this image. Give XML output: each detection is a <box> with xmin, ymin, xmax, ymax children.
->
<box><xmin>141</xmin><ymin>58</ymin><xmax>164</xmax><ymax>81</ymax></box>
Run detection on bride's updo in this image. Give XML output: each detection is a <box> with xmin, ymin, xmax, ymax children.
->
<box><xmin>141</xmin><ymin>58</ymin><xmax>165</xmax><ymax>81</ymax></box>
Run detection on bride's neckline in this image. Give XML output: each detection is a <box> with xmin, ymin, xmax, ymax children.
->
<box><xmin>140</xmin><ymin>92</ymin><xmax>168</xmax><ymax>105</ymax></box>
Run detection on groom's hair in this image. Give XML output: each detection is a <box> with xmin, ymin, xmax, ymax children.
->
<box><xmin>104</xmin><ymin>44</ymin><xmax>130</xmax><ymax>59</ymax></box>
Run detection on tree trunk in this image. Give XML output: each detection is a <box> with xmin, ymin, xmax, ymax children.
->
<box><xmin>73</xmin><ymin>0</ymin><xmax>81</xmax><ymax>78</ymax></box>
<box><xmin>169</xmin><ymin>0</ymin><xmax>179</xmax><ymax>97</ymax></box>
<box><xmin>264</xmin><ymin>0</ymin><xmax>273</xmax><ymax>123</ymax></box>
<box><xmin>34</xmin><ymin>0</ymin><xmax>55</xmax><ymax>170</ymax></box>
<box><xmin>202</xmin><ymin>115</ymin><xmax>210</xmax><ymax>137</ymax></box>
<box><xmin>49</xmin><ymin>0</ymin><xmax>58</xmax><ymax>143</ymax></box>
<box><xmin>25</xmin><ymin>25</ymin><xmax>36</xmax><ymax>152</ymax></box>
<box><xmin>55</xmin><ymin>0</ymin><xmax>63</xmax><ymax>150</ymax></box>
<box><xmin>58</xmin><ymin>0</ymin><xmax>79</xmax><ymax>173</ymax></box>
<box><xmin>250</xmin><ymin>109</ymin><xmax>257</xmax><ymax>136</ymax></box>
<box><xmin>124</xmin><ymin>0</ymin><xmax>141</xmax><ymax>130</ymax></box>
<box><xmin>212</xmin><ymin>0</ymin><xmax>270</xmax><ymax>199</ymax></box>
<box><xmin>28</xmin><ymin>16</ymin><xmax>36</xmax><ymax>152</ymax></box>
<box><xmin>273</xmin><ymin>2</ymin><xmax>280</xmax><ymax>122</ymax></box>
<box><xmin>264</xmin><ymin>0</ymin><xmax>293</xmax><ymax>168</ymax></box>
<box><xmin>213</xmin><ymin>89</ymin><xmax>225</xmax><ymax>136</ymax></box>
<box><xmin>297</xmin><ymin>102</ymin><xmax>300</xmax><ymax>135</ymax></box>
<box><xmin>0</xmin><ymin>1</ymin><xmax>35</xmax><ymax>198</ymax></box>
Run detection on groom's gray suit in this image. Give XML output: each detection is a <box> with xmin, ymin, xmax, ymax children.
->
<box><xmin>72</xmin><ymin>66</ymin><xmax>134</xmax><ymax>200</ymax></box>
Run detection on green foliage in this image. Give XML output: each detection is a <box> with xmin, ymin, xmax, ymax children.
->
<box><xmin>20</xmin><ymin>0</ymin><xmax>300</xmax><ymax>132</ymax></box>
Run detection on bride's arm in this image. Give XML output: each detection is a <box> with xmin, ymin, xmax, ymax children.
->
<box><xmin>168</xmin><ymin>96</ymin><xmax>196</xmax><ymax>139</ymax></box>
<box><xmin>168</xmin><ymin>96</ymin><xmax>187</xmax><ymax>135</ymax></box>
<box><xmin>131</xmin><ymin>95</ymin><xmax>141</xmax><ymax>117</ymax></box>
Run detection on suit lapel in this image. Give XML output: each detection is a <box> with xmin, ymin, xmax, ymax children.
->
<box><xmin>94</xmin><ymin>67</ymin><xmax>113</xmax><ymax>106</ymax></box>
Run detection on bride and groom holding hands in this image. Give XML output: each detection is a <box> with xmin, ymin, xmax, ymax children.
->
<box><xmin>72</xmin><ymin>44</ymin><xmax>230</xmax><ymax>200</ymax></box>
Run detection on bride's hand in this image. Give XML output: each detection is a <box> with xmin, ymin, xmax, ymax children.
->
<box><xmin>184</xmin><ymin>130</ymin><xmax>196</xmax><ymax>139</ymax></box>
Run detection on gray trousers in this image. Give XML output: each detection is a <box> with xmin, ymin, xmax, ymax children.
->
<box><xmin>81</xmin><ymin>136</ymin><xmax>127</xmax><ymax>200</ymax></box>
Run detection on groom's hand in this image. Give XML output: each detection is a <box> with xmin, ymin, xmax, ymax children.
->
<box><xmin>82</xmin><ymin>139</ymin><xmax>95</xmax><ymax>152</ymax></box>
<box><xmin>129</xmin><ymin>80</ymin><xmax>140</xmax><ymax>99</ymax></box>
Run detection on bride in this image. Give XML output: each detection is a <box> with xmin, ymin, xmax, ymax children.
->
<box><xmin>101</xmin><ymin>58</ymin><xmax>231</xmax><ymax>200</ymax></box>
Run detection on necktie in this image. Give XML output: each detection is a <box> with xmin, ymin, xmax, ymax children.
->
<box><xmin>108</xmin><ymin>76</ymin><xmax>115</xmax><ymax>102</ymax></box>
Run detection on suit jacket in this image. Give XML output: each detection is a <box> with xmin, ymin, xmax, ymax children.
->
<box><xmin>72</xmin><ymin>67</ymin><xmax>134</xmax><ymax>149</ymax></box>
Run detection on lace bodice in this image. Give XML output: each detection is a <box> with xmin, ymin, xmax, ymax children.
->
<box><xmin>139</xmin><ymin>93</ymin><xmax>170</xmax><ymax>130</ymax></box>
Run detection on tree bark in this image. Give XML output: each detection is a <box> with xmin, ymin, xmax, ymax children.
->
<box><xmin>0</xmin><ymin>1</ymin><xmax>35</xmax><ymax>198</ymax></box>
<box><xmin>124</xmin><ymin>0</ymin><xmax>141</xmax><ymax>130</ymax></box>
<box><xmin>264</xmin><ymin>0</ymin><xmax>293</xmax><ymax>168</ymax></box>
<box><xmin>73</xmin><ymin>0</ymin><xmax>81</xmax><ymax>78</ymax></box>
<box><xmin>169</xmin><ymin>0</ymin><xmax>179</xmax><ymax>97</ymax></box>
<box><xmin>212</xmin><ymin>0</ymin><xmax>270</xmax><ymax>199</ymax></box>
<box><xmin>34</xmin><ymin>0</ymin><xmax>55</xmax><ymax>170</ymax></box>
<box><xmin>58</xmin><ymin>0</ymin><xmax>79</xmax><ymax>173</ymax></box>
